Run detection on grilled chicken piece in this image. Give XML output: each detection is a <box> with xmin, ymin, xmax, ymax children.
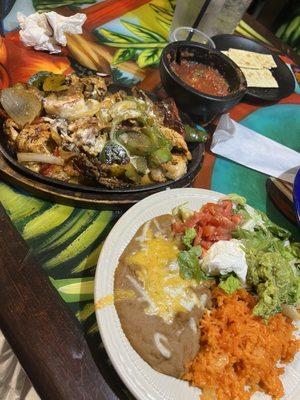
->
<box><xmin>3</xmin><ymin>118</ymin><xmax>20</xmax><ymax>146</ymax></box>
<box><xmin>149</xmin><ymin>154</ymin><xmax>188</xmax><ymax>182</ymax></box>
<box><xmin>161</xmin><ymin>154</ymin><xmax>187</xmax><ymax>180</ymax></box>
<box><xmin>150</xmin><ymin>167</ymin><xmax>166</xmax><ymax>182</ymax></box>
<box><xmin>65</xmin><ymin>74</ymin><xmax>107</xmax><ymax>101</ymax></box>
<box><xmin>159</xmin><ymin>126</ymin><xmax>191</xmax><ymax>160</ymax></box>
<box><xmin>40</xmin><ymin>162</ymin><xmax>81</xmax><ymax>183</ymax></box>
<box><xmin>43</xmin><ymin>89</ymin><xmax>101</xmax><ymax>120</ymax></box>
<box><xmin>4</xmin><ymin>119</ymin><xmax>57</xmax><ymax>154</ymax></box>
<box><xmin>61</xmin><ymin>117</ymin><xmax>108</xmax><ymax>157</ymax></box>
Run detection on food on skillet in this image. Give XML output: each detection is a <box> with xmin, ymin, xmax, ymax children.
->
<box><xmin>170</xmin><ymin>60</ymin><xmax>230</xmax><ymax>96</ymax></box>
<box><xmin>0</xmin><ymin>72</ymin><xmax>197</xmax><ymax>188</ymax></box>
<box><xmin>113</xmin><ymin>194</ymin><xmax>299</xmax><ymax>400</ymax></box>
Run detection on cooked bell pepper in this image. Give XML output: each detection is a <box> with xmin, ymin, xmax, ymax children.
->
<box><xmin>184</xmin><ymin>125</ymin><xmax>208</xmax><ymax>142</ymax></box>
<box><xmin>149</xmin><ymin>147</ymin><xmax>172</xmax><ymax>166</ymax></box>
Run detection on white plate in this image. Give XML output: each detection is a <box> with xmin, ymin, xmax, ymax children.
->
<box><xmin>94</xmin><ymin>188</ymin><xmax>300</xmax><ymax>400</ymax></box>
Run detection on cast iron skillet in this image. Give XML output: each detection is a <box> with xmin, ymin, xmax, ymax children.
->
<box><xmin>0</xmin><ymin>85</ymin><xmax>204</xmax><ymax>194</ymax></box>
<box><xmin>212</xmin><ymin>34</ymin><xmax>295</xmax><ymax>102</ymax></box>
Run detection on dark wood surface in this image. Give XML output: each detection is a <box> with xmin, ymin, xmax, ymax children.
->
<box><xmin>0</xmin><ymin>14</ymin><xmax>298</xmax><ymax>400</ymax></box>
<box><xmin>0</xmin><ymin>203</ymin><xmax>118</xmax><ymax>400</ymax></box>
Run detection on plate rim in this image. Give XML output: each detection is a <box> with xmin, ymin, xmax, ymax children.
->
<box><xmin>94</xmin><ymin>188</ymin><xmax>223</xmax><ymax>400</ymax></box>
<box><xmin>94</xmin><ymin>187</ymin><xmax>300</xmax><ymax>400</ymax></box>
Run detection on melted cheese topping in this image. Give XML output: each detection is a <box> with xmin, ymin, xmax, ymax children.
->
<box><xmin>127</xmin><ymin>229</ymin><xmax>199</xmax><ymax>324</ymax></box>
<box><xmin>95</xmin><ymin>290</ymin><xmax>135</xmax><ymax>311</ymax></box>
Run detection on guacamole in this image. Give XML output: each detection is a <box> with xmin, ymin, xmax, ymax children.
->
<box><xmin>246</xmin><ymin>250</ymin><xmax>299</xmax><ymax>319</ymax></box>
<box><xmin>232</xmin><ymin>201</ymin><xmax>300</xmax><ymax>319</ymax></box>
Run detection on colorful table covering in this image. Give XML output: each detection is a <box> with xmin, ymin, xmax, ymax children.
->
<box><xmin>0</xmin><ymin>1</ymin><xmax>299</xmax><ymax>397</ymax></box>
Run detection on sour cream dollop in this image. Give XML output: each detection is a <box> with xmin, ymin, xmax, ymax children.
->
<box><xmin>201</xmin><ymin>239</ymin><xmax>248</xmax><ymax>282</ymax></box>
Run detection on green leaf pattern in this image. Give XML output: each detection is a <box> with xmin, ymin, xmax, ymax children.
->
<box><xmin>0</xmin><ymin>2</ymin><xmax>176</xmax><ymax>397</ymax></box>
<box><xmin>121</xmin><ymin>20</ymin><xmax>166</xmax><ymax>43</ymax></box>
<box><xmin>94</xmin><ymin>2</ymin><xmax>174</xmax><ymax>67</ymax></box>
<box><xmin>112</xmin><ymin>48</ymin><xmax>137</xmax><ymax>64</ymax></box>
<box><xmin>137</xmin><ymin>48</ymin><xmax>163</xmax><ymax>68</ymax></box>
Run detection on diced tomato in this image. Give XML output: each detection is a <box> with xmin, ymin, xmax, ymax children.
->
<box><xmin>231</xmin><ymin>214</ymin><xmax>242</xmax><ymax>224</ymax></box>
<box><xmin>219</xmin><ymin>200</ymin><xmax>233</xmax><ymax>216</ymax></box>
<box><xmin>202</xmin><ymin>225</ymin><xmax>217</xmax><ymax>239</ymax></box>
<box><xmin>172</xmin><ymin>221</ymin><xmax>185</xmax><ymax>234</ymax></box>
<box><xmin>201</xmin><ymin>240</ymin><xmax>212</xmax><ymax>250</ymax></box>
<box><xmin>174</xmin><ymin>199</ymin><xmax>241</xmax><ymax>254</ymax></box>
<box><xmin>185</xmin><ymin>212</ymin><xmax>202</xmax><ymax>228</ymax></box>
<box><xmin>210</xmin><ymin>215</ymin><xmax>235</xmax><ymax>229</ymax></box>
<box><xmin>202</xmin><ymin>203</ymin><xmax>222</xmax><ymax>216</ymax></box>
<box><xmin>197</xmin><ymin>212</ymin><xmax>212</xmax><ymax>226</ymax></box>
<box><xmin>194</xmin><ymin>226</ymin><xmax>203</xmax><ymax>246</ymax></box>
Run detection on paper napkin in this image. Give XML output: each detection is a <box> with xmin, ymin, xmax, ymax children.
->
<box><xmin>211</xmin><ymin>114</ymin><xmax>300</xmax><ymax>184</ymax></box>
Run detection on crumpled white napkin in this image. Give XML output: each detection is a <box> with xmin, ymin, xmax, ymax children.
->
<box><xmin>211</xmin><ymin>114</ymin><xmax>300</xmax><ymax>184</ymax></box>
<box><xmin>17</xmin><ymin>11</ymin><xmax>86</xmax><ymax>54</ymax></box>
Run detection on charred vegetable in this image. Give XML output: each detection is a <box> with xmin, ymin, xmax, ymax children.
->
<box><xmin>100</xmin><ymin>141</ymin><xmax>129</xmax><ymax>165</ymax></box>
<box><xmin>0</xmin><ymin>84</ymin><xmax>42</xmax><ymax>126</ymax></box>
<box><xmin>130</xmin><ymin>156</ymin><xmax>148</xmax><ymax>175</ymax></box>
<box><xmin>29</xmin><ymin>72</ymin><xmax>67</xmax><ymax>92</ymax></box>
<box><xmin>28</xmin><ymin>71</ymin><xmax>51</xmax><ymax>90</ymax></box>
<box><xmin>43</xmin><ymin>74</ymin><xmax>67</xmax><ymax>92</ymax></box>
<box><xmin>117</xmin><ymin>131</ymin><xmax>156</xmax><ymax>156</ymax></box>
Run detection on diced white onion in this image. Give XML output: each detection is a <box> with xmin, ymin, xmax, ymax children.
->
<box><xmin>17</xmin><ymin>153</ymin><xmax>64</xmax><ymax>166</ymax></box>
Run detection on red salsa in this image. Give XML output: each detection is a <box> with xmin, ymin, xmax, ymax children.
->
<box><xmin>171</xmin><ymin>60</ymin><xmax>230</xmax><ymax>97</ymax></box>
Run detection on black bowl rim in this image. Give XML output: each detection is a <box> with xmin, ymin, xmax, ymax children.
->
<box><xmin>161</xmin><ymin>40</ymin><xmax>247</xmax><ymax>102</ymax></box>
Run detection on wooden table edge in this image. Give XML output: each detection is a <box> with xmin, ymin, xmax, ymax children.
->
<box><xmin>0</xmin><ymin>203</ymin><xmax>119</xmax><ymax>400</ymax></box>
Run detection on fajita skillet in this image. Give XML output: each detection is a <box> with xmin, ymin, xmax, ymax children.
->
<box><xmin>0</xmin><ymin>84</ymin><xmax>204</xmax><ymax>197</ymax></box>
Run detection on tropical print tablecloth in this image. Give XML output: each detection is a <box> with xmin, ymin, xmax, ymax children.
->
<box><xmin>0</xmin><ymin>1</ymin><xmax>299</xmax><ymax>398</ymax></box>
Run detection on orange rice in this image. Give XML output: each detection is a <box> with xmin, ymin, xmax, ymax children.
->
<box><xmin>184</xmin><ymin>288</ymin><xmax>299</xmax><ymax>400</ymax></box>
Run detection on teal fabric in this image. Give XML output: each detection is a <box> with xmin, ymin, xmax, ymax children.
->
<box><xmin>212</xmin><ymin>104</ymin><xmax>300</xmax><ymax>239</ymax></box>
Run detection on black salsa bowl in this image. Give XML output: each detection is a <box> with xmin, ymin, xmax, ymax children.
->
<box><xmin>159</xmin><ymin>41</ymin><xmax>247</xmax><ymax>124</ymax></box>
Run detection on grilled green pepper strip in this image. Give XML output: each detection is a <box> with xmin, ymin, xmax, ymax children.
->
<box><xmin>117</xmin><ymin>131</ymin><xmax>157</xmax><ymax>156</ymax></box>
<box><xmin>43</xmin><ymin>74</ymin><xmax>68</xmax><ymax>92</ymax></box>
<box><xmin>184</xmin><ymin>125</ymin><xmax>208</xmax><ymax>142</ymax></box>
<box><xmin>28</xmin><ymin>71</ymin><xmax>51</xmax><ymax>90</ymax></box>
<box><xmin>149</xmin><ymin>147</ymin><xmax>172</xmax><ymax>166</ymax></box>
